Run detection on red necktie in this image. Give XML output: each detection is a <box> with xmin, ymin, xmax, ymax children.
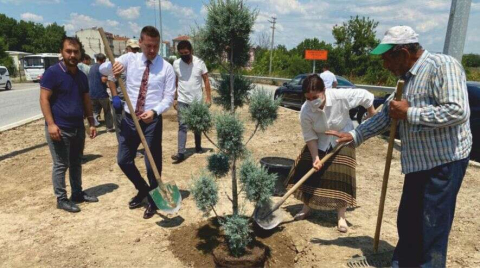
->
<box><xmin>135</xmin><ymin>60</ymin><xmax>151</xmax><ymax>116</ymax></box>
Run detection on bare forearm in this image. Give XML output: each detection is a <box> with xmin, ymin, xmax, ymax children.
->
<box><xmin>306</xmin><ymin>140</ymin><xmax>319</xmax><ymax>160</ymax></box>
<box><xmin>108</xmin><ymin>81</ymin><xmax>118</xmax><ymax>97</ymax></box>
<box><xmin>83</xmin><ymin>93</ymin><xmax>95</xmax><ymax>126</ymax></box>
<box><xmin>40</xmin><ymin>98</ymin><xmax>55</xmax><ymax>126</ymax></box>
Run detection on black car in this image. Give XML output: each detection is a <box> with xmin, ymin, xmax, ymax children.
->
<box><xmin>367</xmin><ymin>81</ymin><xmax>480</xmax><ymax>161</ymax></box>
<box><xmin>274</xmin><ymin>74</ymin><xmax>381</xmax><ymax>122</ymax></box>
<box><xmin>467</xmin><ymin>81</ymin><xmax>480</xmax><ymax>161</ymax></box>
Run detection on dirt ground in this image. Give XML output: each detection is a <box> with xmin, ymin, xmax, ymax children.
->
<box><xmin>0</xmin><ymin>103</ymin><xmax>479</xmax><ymax>267</ymax></box>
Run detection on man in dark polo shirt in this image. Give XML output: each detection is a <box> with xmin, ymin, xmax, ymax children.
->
<box><xmin>40</xmin><ymin>36</ymin><xmax>99</xmax><ymax>213</ymax></box>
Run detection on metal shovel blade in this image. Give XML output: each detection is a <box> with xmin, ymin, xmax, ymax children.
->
<box><xmin>149</xmin><ymin>183</ymin><xmax>182</xmax><ymax>215</ymax></box>
<box><xmin>253</xmin><ymin>201</ymin><xmax>284</xmax><ymax>230</ymax></box>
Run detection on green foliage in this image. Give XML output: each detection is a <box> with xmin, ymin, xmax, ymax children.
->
<box><xmin>239</xmin><ymin>157</ymin><xmax>276</xmax><ymax>204</ymax></box>
<box><xmin>215</xmin><ymin>73</ymin><xmax>254</xmax><ymax>111</ymax></box>
<box><xmin>179</xmin><ymin>100</ymin><xmax>213</xmax><ymax>133</ymax></box>
<box><xmin>0</xmin><ymin>14</ymin><xmax>66</xmax><ymax>53</ymax></box>
<box><xmin>462</xmin><ymin>54</ymin><xmax>480</xmax><ymax>68</ymax></box>
<box><xmin>248</xmin><ymin>89</ymin><xmax>281</xmax><ymax>131</ymax></box>
<box><xmin>207</xmin><ymin>153</ymin><xmax>230</xmax><ymax>178</ymax></box>
<box><xmin>191</xmin><ymin>174</ymin><xmax>219</xmax><ymax>216</ymax></box>
<box><xmin>216</xmin><ymin>113</ymin><xmax>244</xmax><ymax>157</ymax></box>
<box><xmin>466</xmin><ymin>68</ymin><xmax>480</xmax><ymax>82</ymax></box>
<box><xmin>221</xmin><ymin>215</ymin><xmax>252</xmax><ymax>257</ymax></box>
<box><xmin>0</xmin><ymin>37</ymin><xmax>15</xmax><ymax>76</ymax></box>
<box><xmin>196</xmin><ymin>0</ymin><xmax>257</xmax><ymax>69</ymax></box>
<box><xmin>363</xmin><ymin>55</ymin><xmax>397</xmax><ymax>86</ymax></box>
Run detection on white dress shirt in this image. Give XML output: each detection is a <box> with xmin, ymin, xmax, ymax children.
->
<box><xmin>173</xmin><ymin>55</ymin><xmax>208</xmax><ymax>104</ymax></box>
<box><xmin>300</xmin><ymin>88</ymin><xmax>374</xmax><ymax>151</ymax></box>
<box><xmin>320</xmin><ymin>70</ymin><xmax>337</xmax><ymax>89</ymax></box>
<box><xmin>99</xmin><ymin>52</ymin><xmax>176</xmax><ymax>115</ymax></box>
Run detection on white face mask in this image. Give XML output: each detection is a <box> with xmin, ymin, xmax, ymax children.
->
<box><xmin>308</xmin><ymin>95</ymin><xmax>325</xmax><ymax>109</ymax></box>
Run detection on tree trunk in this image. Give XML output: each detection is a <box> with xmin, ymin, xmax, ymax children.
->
<box><xmin>229</xmin><ymin>42</ymin><xmax>238</xmax><ymax>215</ymax></box>
<box><xmin>232</xmin><ymin>157</ymin><xmax>238</xmax><ymax>215</ymax></box>
<box><xmin>230</xmin><ymin>44</ymin><xmax>235</xmax><ymax>114</ymax></box>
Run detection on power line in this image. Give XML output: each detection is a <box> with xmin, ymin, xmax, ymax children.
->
<box><xmin>268</xmin><ymin>16</ymin><xmax>276</xmax><ymax>76</ymax></box>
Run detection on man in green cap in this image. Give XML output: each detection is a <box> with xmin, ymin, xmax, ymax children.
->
<box><xmin>327</xmin><ymin>25</ymin><xmax>472</xmax><ymax>267</ymax></box>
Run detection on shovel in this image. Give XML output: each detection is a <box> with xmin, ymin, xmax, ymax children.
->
<box><xmin>98</xmin><ymin>28</ymin><xmax>181</xmax><ymax>215</ymax></box>
<box><xmin>373</xmin><ymin>80</ymin><xmax>404</xmax><ymax>252</ymax></box>
<box><xmin>254</xmin><ymin>141</ymin><xmax>350</xmax><ymax>230</ymax></box>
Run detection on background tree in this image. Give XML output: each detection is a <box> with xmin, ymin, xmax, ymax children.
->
<box><xmin>186</xmin><ymin>0</ymin><xmax>280</xmax><ymax>258</ymax></box>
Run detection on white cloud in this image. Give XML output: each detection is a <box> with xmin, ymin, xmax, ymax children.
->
<box><xmin>63</xmin><ymin>13</ymin><xmax>119</xmax><ymax>34</ymax></box>
<box><xmin>146</xmin><ymin>0</ymin><xmax>195</xmax><ymax>18</ymax></box>
<box><xmin>129</xmin><ymin>22</ymin><xmax>141</xmax><ymax>35</ymax></box>
<box><xmin>117</xmin><ymin>6</ymin><xmax>141</xmax><ymax>20</ymax></box>
<box><xmin>92</xmin><ymin>0</ymin><xmax>115</xmax><ymax>8</ymax></box>
<box><xmin>20</xmin><ymin>12</ymin><xmax>44</xmax><ymax>22</ymax></box>
<box><xmin>1</xmin><ymin>0</ymin><xmax>60</xmax><ymax>3</ymax></box>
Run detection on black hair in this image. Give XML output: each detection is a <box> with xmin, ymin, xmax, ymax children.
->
<box><xmin>302</xmin><ymin>74</ymin><xmax>326</xmax><ymax>94</ymax></box>
<box><xmin>95</xmin><ymin>53</ymin><xmax>106</xmax><ymax>62</ymax></box>
<box><xmin>61</xmin><ymin>36</ymin><xmax>83</xmax><ymax>51</ymax></box>
<box><xmin>83</xmin><ymin>54</ymin><xmax>91</xmax><ymax>61</ymax></box>
<box><xmin>140</xmin><ymin>26</ymin><xmax>160</xmax><ymax>39</ymax></box>
<box><xmin>177</xmin><ymin>40</ymin><xmax>192</xmax><ymax>52</ymax></box>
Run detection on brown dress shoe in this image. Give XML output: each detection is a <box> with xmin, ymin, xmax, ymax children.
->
<box><xmin>143</xmin><ymin>203</ymin><xmax>157</xmax><ymax>219</ymax></box>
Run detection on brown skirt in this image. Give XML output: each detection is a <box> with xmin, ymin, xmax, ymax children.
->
<box><xmin>284</xmin><ymin>143</ymin><xmax>357</xmax><ymax>210</ymax></box>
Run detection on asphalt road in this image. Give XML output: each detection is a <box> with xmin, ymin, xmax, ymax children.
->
<box><xmin>0</xmin><ymin>82</ymin><xmax>42</xmax><ymax>130</ymax></box>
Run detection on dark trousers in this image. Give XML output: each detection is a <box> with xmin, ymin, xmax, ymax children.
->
<box><xmin>45</xmin><ymin>126</ymin><xmax>85</xmax><ymax>200</ymax></box>
<box><xmin>117</xmin><ymin>113</ymin><xmax>162</xmax><ymax>207</ymax></box>
<box><xmin>111</xmin><ymin>100</ymin><xmax>125</xmax><ymax>142</ymax></box>
<box><xmin>177</xmin><ymin>101</ymin><xmax>201</xmax><ymax>154</ymax></box>
<box><xmin>92</xmin><ymin>98</ymin><xmax>113</xmax><ymax>130</ymax></box>
<box><xmin>392</xmin><ymin>158</ymin><xmax>469</xmax><ymax>268</ymax></box>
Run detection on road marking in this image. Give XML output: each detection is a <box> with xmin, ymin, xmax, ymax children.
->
<box><xmin>0</xmin><ymin>114</ymin><xmax>43</xmax><ymax>133</ymax></box>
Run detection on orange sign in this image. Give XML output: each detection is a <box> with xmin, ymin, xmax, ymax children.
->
<box><xmin>305</xmin><ymin>50</ymin><xmax>328</xmax><ymax>60</ymax></box>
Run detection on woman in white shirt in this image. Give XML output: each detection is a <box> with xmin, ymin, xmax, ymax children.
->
<box><xmin>285</xmin><ymin>74</ymin><xmax>376</xmax><ymax>232</ymax></box>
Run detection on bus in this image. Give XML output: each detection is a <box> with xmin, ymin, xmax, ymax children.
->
<box><xmin>23</xmin><ymin>53</ymin><xmax>60</xmax><ymax>82</ymax></box>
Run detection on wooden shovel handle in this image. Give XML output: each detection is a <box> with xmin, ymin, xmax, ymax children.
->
<box><xmin>373</xmin><ymin>80</ymin><xmax>405</xmax><ymax>252</ymax></box>
<box><xmin>98</xmin><ymin>28</ymin><xmax>165</xmax><ymax>190</ymax></box>
<box><xmin>270</xmin><ymin>141</ymin><xmax>349</xmax><ymax>213</ymax></box>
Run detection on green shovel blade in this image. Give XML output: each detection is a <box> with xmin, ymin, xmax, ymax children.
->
<box><xmin>149</xmin><ymin>183</ymin><xmax>182</xmax><ymax>215</ymax></box>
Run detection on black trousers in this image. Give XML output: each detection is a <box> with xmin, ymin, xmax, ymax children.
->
<box><xmin>117</xmin><ymin>113</ymin><xmax>162</xmax><ymax>207</ymax></box>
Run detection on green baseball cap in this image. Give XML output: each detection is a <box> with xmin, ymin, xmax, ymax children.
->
<box><xmin>371</xmin><ymin>44</ymin><xmax>394</xmax><ymax>55</ymax></box>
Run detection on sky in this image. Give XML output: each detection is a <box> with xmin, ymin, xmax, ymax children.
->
<box><xmin>1</xmin><ymin>0</ymin><xmax>479</xmax><ymax>53</ymax></box>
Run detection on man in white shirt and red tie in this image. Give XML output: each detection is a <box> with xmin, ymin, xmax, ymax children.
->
<box><xmin>100</xmin><ymin>26</ymin><xmax>176</xmax><ymax>219</ymax></box>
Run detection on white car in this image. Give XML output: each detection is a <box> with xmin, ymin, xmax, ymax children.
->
<box><xmin>0</xmin><ymin>66</ymin><xmax>12</xmax><ymax>90</ymax></box>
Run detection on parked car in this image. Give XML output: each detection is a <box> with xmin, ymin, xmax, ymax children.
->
<box><xmin>363</xmin><ymin>81</ymin><xmax>480</xmax><ymax>161</ymax></box>
<box><xmin>0</xmin><ymin>66</ymin><xmax>12</xmax><ymax>91</ymax></box>
<box><xmin>273</xmin><ymin>73</ymin><xmax>383</xmax><ymax>122</ymax></box>
<box><xmin>467</xmin><ymin>81</ymin><xmax>480</xmax><ymax>161</ymax></box>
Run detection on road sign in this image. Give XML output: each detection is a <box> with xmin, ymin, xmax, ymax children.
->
<box><xmin>305</xmin><ymin>50</ymin><xmax>328</xmax><ymax>60</ymax></box>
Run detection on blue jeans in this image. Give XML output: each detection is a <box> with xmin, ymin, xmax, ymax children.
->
<box><xmin>392</xmin><ymin>158</ymin><xmax>469</xmax><ymax>268</ymax></box>
<box><xmin>117</xmin><ymin>113</ymin><xmax>162</xmax><ymax>207</ymax></box>
<box><xmin>45</xmin><ymin>126</ymin><xmax>85</xmax><ymax>200</ymax></box>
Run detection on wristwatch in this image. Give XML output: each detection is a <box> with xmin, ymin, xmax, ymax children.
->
<box><xmin>151</xmin><ymin>109</ymin><xmax>158</xmax><ymax>118</ymax></box>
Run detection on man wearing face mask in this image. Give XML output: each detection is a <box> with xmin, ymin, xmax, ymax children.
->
<box><xmin>284</xmin><ymin>74</ymin><xmax>375</xmax><ymax>233</ymax></box>
<box><xmin>171</xmin><ymin>40</ymin><xmax>212</xmax><ymax>163</ymax></box>
<box><xmin>327</xmin><ymin>26</ymin><xmax>472</xmax><ymax>267</ymax></box>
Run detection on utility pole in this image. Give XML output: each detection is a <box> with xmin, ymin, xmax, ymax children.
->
<box><xmin>268</xmin><ymin>16</ymin><xmax>276</xmax><ymax>76</ymax></box>
<box><xmin>443</xmin><ymin>0</ymin><xmax>472</xmax><ymax>62</ymax></box>
<box><xmin>159</xmin><ymin>0</ymin><xmax>164</xmax><ymax>56</ymax></box>
<box><xmin>153</xmin><ymin>0</ymin><xmax>157</xmax><ymax>29</ymax></box>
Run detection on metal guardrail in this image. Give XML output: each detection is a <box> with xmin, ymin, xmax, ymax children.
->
<box><xmin>211</xmin><ymin>73</ymin><xmax>395</xmax><ymax>94</ymax></box>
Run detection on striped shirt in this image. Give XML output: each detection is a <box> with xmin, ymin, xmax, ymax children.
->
<box><xmin>350</xmin><ymin>50</ymin><xmax>472</xmax><ymax>174</ymax></box>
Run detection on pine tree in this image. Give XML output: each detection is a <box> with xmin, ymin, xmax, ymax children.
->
<box><xmin>184</xmin><ymin>0</ymin><xmax>281</xmax><ymax>257</ymax></box>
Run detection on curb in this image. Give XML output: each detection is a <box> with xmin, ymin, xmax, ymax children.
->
<box><xmin>0</xmin><ymin>114</ymin><xmax>44</xmax><ymax>133</ymax></box>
